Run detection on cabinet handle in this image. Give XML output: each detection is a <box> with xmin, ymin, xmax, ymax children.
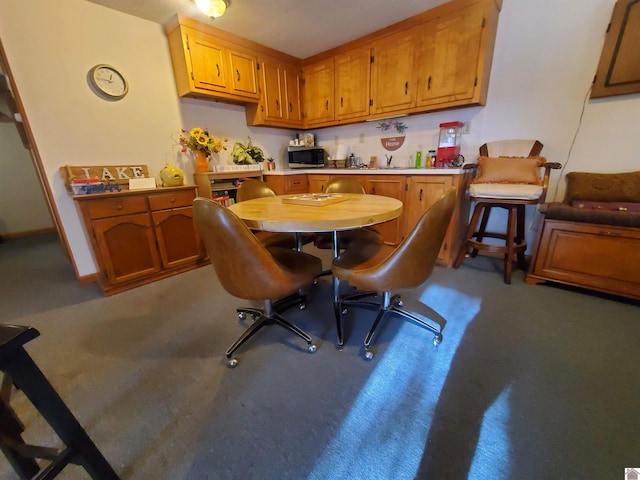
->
<box><xmin>428</xmin><ymin>76</ymin><xmax>432</xmax><ymax>90</ymax></box>
<box><xmin>325</xmin><ymin>99</ymin><xmax>329</xmax><ymax>111</ymax></box>
<box><xmin>292</xmin><ymin>181</ymin><xmax>301</xmax><ymax>185</ymax></box>
<box><xmin>419</xmin><ymin>189</ymin><xmax>423</xmax><ymax>201</ymax></box>
<box><xmin>340</xmin><ymin>96</ymin><xmax>344</xmax><ymax>108</ymax></box>
<box><xmin>117</xmin><ymin>204</ymin><xmax>123</xmax><ymax>210</ymax></box>
<box><xmin>289</xmin><ymin>102</ymin><xmax>292</xmax><ymax>113</ymax></box>
<box><xmin>275</xmin><ymin>99</ymin><xmax>279</xmax><ymax>111</ymax></box>
<box><xmin>405</xmin><ymin>81</ymin><xmax>409</xmax><ymax>95</ymax></box>
<box><xmin>261</xmin><ymin>105</ymin><xmax>264</xmax><ymax>112</ymax></box>
<box><xmin>236</xmin><ymin>69</ymin><xmax>241</xmax><ymax>82</ymax></box>
<box><xmin>371</xmin><ymin>187</ymin><xmax>376</xmax><ymax>195</ymax></box>
<box><xmin>170</xmin><ymin>198</ymin><xmax>176</xmax><ymax>203</ymax></box>
<box><xmin>216</xmin><ymin>64</ymin><xmax>221</xmax><ymax>77</ymax></box>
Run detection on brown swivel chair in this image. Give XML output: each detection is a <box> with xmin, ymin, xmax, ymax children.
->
<box><xmin>453</xmin><ymin>140</ymin><xmax>561</xmax><ymax>284</ymax></box>
<box><xmin>236</xmin><ymin>179</ymin><xmax>313</xmax><ymax>250</ymax></box>
<box><xmin>193</xmin><ymin>197</ymin><xmax>322</xmax><ymax>367</ymax></box>
<box><xmin>332</xmin><ymin>187</ymin><xmax>457</xmax><ymax>360</ymax></box>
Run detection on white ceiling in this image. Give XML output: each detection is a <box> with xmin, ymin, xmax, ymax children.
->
<box><xmin>86</xmin><ymin>0</ymin><xmax>448</xmax><ymax>59</ymax></box>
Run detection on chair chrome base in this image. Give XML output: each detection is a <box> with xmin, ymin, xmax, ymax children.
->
<box><xmin>340</xmin><ymin>291</ymin><xmax>443</xmax><ymax>360</ymax></box>
<box><xmin>228</xmin><ymin>294</ymin><xmax>316</xmax><ymax>367</ymax></box>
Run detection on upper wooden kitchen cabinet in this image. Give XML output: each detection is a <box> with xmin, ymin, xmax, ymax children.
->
<box><xmin>370</xmin><ymin>27</ymin><xmax>419</xmax><ymax>116</ymax></box>
<box><xmin>335</xmin><ymin>47</ymin><xmax>371</xmax><ymax>122</ymax></box>
<box><xmin>166</xmin><ymin>16</ymin><xmax>259</xmax><ymax>103</ymax></box>
<box><xmin>246</xmin><ymin>56</ymin><xmax>304</xmax><ymax>128</ymax></box>
<box><xmin>416</xmin><ymin>0</ymin><xmax>500</xmax><ymax>109</ymax></box>
<box><xmin>302</xmin><ymin>58</ymin><xmax>335</xmax><ymax>127</ymax></box>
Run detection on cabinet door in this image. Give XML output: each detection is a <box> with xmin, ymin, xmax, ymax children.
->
<box><xmin>416</xmin><ymin>4</ymin><xmax>485</xmax><ymax>107</ymax></box>
<box><xmin>364</xmin><ymin>175</ymin><xmax>406</xmax><ymax>245</ymax></box>
<box><xmin>303</xmin><ymin>59</ymin><xmax>335</xmax><ymax>126</ymax></box>
<box><xmin>370</xmin><ymin>28</ymin><xmax>417</xmax><ymax>115</ymax></box>
<box><xmin>186</xmin><ymin>29</ymin><xmax>228</xmax><ymax>92</ymax></box>
<box><xmin>284</xmin><ymin>66</ymin><xmax>303</xmax><ymax>124</ymax></box>
<box><xmin>92</xmin><ymin>213</ymin><xmax>161</xmax><ymax>285</ymax></box>
<box><xmin>405</xmin><ymin>176</ymin><xmax>454</xmax><ymax>263</ymax></box>
<box><xmin>152</xmin><ymin>207</ymin><xmax>203</xmax><ymax>269</ymax></box>
<box><xmin>261</xmin><ymin>61</ymin><xmax>284</xmax><ymax>122</ymax></box>
<box><xmin>335</xmin><ymin>47</ymin><xmax>371</xmax><ymax>121</ymax></box>
<box><xmin>591</xmin><ymin>0</ymin><xmax>640</xmax><ymax>98</ymax></box>
<box><xmin>308</xmin><ymin>175</ymin><xmax>332</xmax><ymax>193</ymax></box>
<box><xmin>228</xmin><ymin>49</ymin><xmax>259</xmax><ymax>99</ymax></box>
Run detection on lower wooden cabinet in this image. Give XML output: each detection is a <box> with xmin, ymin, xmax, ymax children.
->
<box><xmin>302</xmin><ymin>171</ymin><xmax>471</xmax><ymax>267</ymax></box>
<box><xmin>404</xmin><ymin>174</ymin><xmax>470</xmax><ymax>266</ymax></box>
<box><xmin>363</xmin><ymin>175</ymin><xmax>406</xmax><ymax>245</ymax></box>
<box><xmin>74</xmin><ymin>186</ymin><xmax>206</xmax><ymax>295</ymax></box>
<box><xmin>264</xmin><ymin>174</ymin><xmax>308</xmax><ymax>194</ymax></box>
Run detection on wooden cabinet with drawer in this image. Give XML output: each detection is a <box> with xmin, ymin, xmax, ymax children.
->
<box><xmin>264</xmin><ymin>174</ymin><xmax>308</xmax><ymax>195</ymax></box>
<box><xmin>74</xmin><ymin>186</ymin><xmax>205</xmax><ymax>295</ymax></box>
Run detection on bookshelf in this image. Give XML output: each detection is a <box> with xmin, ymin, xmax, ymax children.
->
<box><xmin>193</xmin><ymin>170</ymin><xmax>263</xmax><ymax>206</ymax></box>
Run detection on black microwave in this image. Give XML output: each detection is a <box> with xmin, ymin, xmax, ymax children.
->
<box><xmin>287</xmin><ymin>147</ymin><xmax>325</xmax><ymax>169</ymax></box>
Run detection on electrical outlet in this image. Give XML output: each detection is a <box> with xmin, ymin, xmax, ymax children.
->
<box><xmin>463</xmin><ymin>121</ymin><xmax>471</xmax><ymax>135</ymax></box>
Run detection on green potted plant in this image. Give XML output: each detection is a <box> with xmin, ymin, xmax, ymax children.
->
<box><xmin>231</xmin><ymin>136</ymin><xmax>265</xmax><ymax>164</ymax></box>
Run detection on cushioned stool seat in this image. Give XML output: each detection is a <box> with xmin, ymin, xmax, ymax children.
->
<box><xmin>454</xmin><ymin>140</ymin><xmax>561</xmax><ymax>284</ymax></box>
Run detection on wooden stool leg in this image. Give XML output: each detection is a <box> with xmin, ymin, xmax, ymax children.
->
<box><xmin>0</xmin><ymin>399</ymin><xmax>41</xmax><ymax>479</ymax></box>
<box><xmin>4</xmin><ymin>347</ymin><xmax>119</xmax><ymax>480</ymax></box>
<box><xmin>503</xmin><ymin>206</ymin><xmax>518</xmax><ymax>284</ymax></box>
<box><xmin>454</xmin><ymin>203</ymin><xmax>484</xmax><ymax>268</ymax></box>
<box><xmin>515</xmin><ymin>205</ymin><xmax>528</xmax><ymax>270</ymax></box>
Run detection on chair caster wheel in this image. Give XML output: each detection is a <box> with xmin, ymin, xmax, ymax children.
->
<box><xmin>364</xmin><ymin>349</ymin><xmax>374</xmax><ymax>360</ymax></box>
<box><xmin>313</xmin><ymin>279</ymin><xmax>318</xmax><ymax>285</ymax></box>
<box><xmin>395</xmin><ymin>299</ymin><xmax>403</xmax><ymax>307</ymax></box>
<box><xmin>238</xmin><ymin>312</ymin><xmax>245</xmax><ymax>320</ymax></box>
<box><xmin>341</xmin><ymin>308</ymin><xmax>348</xmax><ymax>315</ymax></box>
<box><xmin>433</xmin><ymin>334</ymin><xmax>443</xmax><ymax>346</ymax></box>
<box><xmin>299</xmin><ymin>303</ymin><xmax>306</xmax><ymax>310</ymax></box>
<box><xmin>227</xmin><ymin>357</ymin><xmax>238</xmax><ymax>368</ymax></box>
<box><xmin>337</xmin><ymin>344</ymin><xmax>344</xmax><ymax>352</ymax></box>
<box><xmin>308</xmin><ymin>344</ymin><xmax>317</xmax><ymax>354</ymax></box>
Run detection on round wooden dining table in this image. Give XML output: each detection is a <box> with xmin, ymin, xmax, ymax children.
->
<box><xmin>228</xmin><ymin>192</ymin><xmax>403</xmax><ymax>349</ymax></box>
<box><xmin>227</xmin><ymin>193</ymin><xmax>403</xmax><ymax>234</ymax></box>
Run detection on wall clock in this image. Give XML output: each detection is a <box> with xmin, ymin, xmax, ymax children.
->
<box><xmin>88</xmin><ymin>64</ymin><xmax>128</xmax><ymax>100</ymax></box>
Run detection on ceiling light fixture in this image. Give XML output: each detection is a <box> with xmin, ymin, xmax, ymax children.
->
<box><xmin>195</xmin><ymin>0</ymin><xmax>229</xmax><ymax>19</ymax></box>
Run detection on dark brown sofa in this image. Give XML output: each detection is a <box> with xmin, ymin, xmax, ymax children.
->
<box><xmin>526</xmin><ymin>171</ymin><xmax>640</xmax><ymax>300</ymax></box>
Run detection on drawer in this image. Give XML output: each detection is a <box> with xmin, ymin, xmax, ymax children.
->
<box><xmin>82</xmin><ymin>196</ymin><xmax>148</xmax><ymax>220</ymax></box>
<box><xmin>148</xmin><ymin>190</ymin><xmax>196</xmax><ymax>211</ymax></box>
<box><xmin>284</xmin><ymin>175</ymin><xmax>307</xmax><ymax>193</ymax></box>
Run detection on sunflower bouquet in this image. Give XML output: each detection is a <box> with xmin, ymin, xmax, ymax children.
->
<box><xmin>178</xmin><ymin>127</ymin><xmax>228</xmax><ymax>156</ymax></box>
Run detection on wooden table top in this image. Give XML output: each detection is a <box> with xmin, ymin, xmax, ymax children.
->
<box><xmin>227</xmin><ymin>193</ymin><xmax>403</xmax><ymax>233</ymax></box>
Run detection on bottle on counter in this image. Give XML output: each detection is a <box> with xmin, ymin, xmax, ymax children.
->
<box><xmin>415</xmin><ymin>151</ymin><xmax>422</xmax><ymax>169</ymax></box>
<box><xmin>428</xmin><ymin>150</ymin><xmax>437</xmax><ymax>168</ymax></box>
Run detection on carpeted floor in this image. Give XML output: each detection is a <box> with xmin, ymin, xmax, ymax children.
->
<box><xmin>1</xmin><ymin>233</ymin><xmax>639</xmax><ymax>479</ymax></box>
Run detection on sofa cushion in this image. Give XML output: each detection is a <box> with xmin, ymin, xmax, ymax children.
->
<box><xmin>545</xmin><ymin>202</ymin><xmax>640</xmax><ymax>228</ymax></box>
<box><xmin>563</xmin><ymin>171</ymin><xmax>640</xmax><ymax>204</ymax></box>
<box><xmin>473</xmin><ymin>156</ymin><xmax>545</xmax><ymax>185</ymax></box>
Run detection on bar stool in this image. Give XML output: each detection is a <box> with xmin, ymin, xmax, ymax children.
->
<box><xmin>0</xmin><ymin>324</ymin><xmax>119</xmax><ymax>479</ymax></box>
<box><xmin>454</xmin><ymin>140</ymin><xmax>561</xmax><ymax>284</ymax></box>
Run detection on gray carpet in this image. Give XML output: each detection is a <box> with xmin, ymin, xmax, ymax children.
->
<box><xmin>1</xmin><ymin>233</ymin><xmax>639</xmax><ymax>479</ymax></box>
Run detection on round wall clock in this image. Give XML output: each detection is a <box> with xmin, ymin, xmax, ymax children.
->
<box><xmin>88</xmin><ymin>64</ymin><xmax>128</xmax><ymax>100</ymax></box>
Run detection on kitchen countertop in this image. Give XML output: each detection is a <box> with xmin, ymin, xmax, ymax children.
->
<box><xmin>263</xmin><ymin>167</ymin><xmax>466</xmax><ymax>176</ymax></box>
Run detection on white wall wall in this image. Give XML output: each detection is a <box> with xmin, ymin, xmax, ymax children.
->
<box><xmin>0</xmin><ymin>0</ymin><xmax>638</xmax><ymax>274</ymax></box>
